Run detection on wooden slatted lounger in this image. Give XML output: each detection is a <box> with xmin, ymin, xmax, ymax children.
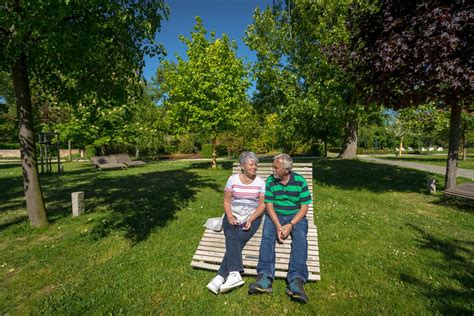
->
<box><xmin>443</xmin><ymin>182</ymin><xmax>474</xmax><ymax>202</ymax></box>
<box><xmin>91</xmin><ymin>156</ymin><xmax>127</xmax><ymax>171</ymax></box>
<box><xmin>191</xmin><ymin>162</ymin><xmax>320</xmax><ymax>281</ymax></box>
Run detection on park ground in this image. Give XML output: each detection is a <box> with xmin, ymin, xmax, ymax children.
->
<box><xmin>0</xmin><ymin>157</ymin><xmax>473</xmax><ymax>314</ymax></box>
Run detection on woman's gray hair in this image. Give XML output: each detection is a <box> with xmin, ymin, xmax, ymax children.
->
<box><xmin>239</xmin><ymin>151</ymin><xmax>259</xmax><ymax>165</ymax></box>
<box><xmin>274</xmin><ymin>153</ymin><xmax>293</xmax><ymax>171</ymax></box>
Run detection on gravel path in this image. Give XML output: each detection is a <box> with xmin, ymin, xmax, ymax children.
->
<box><xmin>358</xmin><ymin>156</ymin><xmax>474</xmax><ymax>180</ymax></box>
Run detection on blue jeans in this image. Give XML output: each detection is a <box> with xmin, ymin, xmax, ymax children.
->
<box><xmin>218</xmin><ymin>215</ymin><xmax>262</xmax><ymax>278</ymax></box>
<box><xmin>257</xmin><ymin>213</ymin><xmax>308</xmax><ymax>283</ymax></box>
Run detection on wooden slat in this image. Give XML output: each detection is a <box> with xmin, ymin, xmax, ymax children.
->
<box><xmin>443</xmin><ymin>182</ymin><xmax>474</xmax><ymax>200</ymax></box>
<box><xmin>190</xmin><ymin>261</ymin><xmax>321</xmax><ymax>281</ymax></box>
<box><xmin>191</xmin><ymin>162</ymin><xmax>321</xmax><ymax>281</ymax></box>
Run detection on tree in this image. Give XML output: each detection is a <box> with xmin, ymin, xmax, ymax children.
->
<box><xmin>245</xmin><ymin>1</ymin><xmax>378</xmax><ymax>158</ymax></box>
<box><xmin>385</xmin><ymin>108</ymin><xmax>425</xmax><ymax>156</ymax></box>
<box><xmin>158</xmin><ymin>17</ymin><xmax>250</xmax><ymax>168</ymax></box>
<box><xmin>1</xmin><ymin>1</ymin><xmax>168</xmax><ymax>227</ymax></box>
<box><xmin>349</xmin><ymin>0</ymin><xmax>473</xmax><ymax>189</ymax></box>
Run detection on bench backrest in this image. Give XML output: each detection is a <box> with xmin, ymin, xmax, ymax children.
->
<box><xmin>91</xmin><ymin>156</ymin><xmax>118</xmax><ymax>165</ymax></box>
<box><xmin>111</xmin><ymin>154</ymin><xmax>132</xmax><ymax>163</ymax></box>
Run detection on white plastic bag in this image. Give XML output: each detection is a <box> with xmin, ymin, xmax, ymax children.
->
<box><xmin>204</xmin><ymin>214</ymin><xmax>224</xmax><ymax>232</ymax></box>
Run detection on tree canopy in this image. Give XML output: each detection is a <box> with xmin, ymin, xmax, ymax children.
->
<box><xmin>156</xmin><ymin>17</ymin><xmax>250</xmax><ymax>168</ymax></box>
<box><xmin>347</xmin><ymin>0</ymin><xmax>473</xmax><ymax>188</ymax></box>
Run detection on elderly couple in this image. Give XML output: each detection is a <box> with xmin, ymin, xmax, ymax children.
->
<box><xmin>206</xmin><ymin>152</ymin><xmax>312</xmax><ymax>304</ymax></box>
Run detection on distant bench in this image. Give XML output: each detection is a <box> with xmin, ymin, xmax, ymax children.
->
<box><xmin>91</xmin><ymin>154</ymin><xmax>145</xmax><ymax>171</ymax></box>
<box><xmin>191</xmin><ymin>162</ymin><xmax>321</xmax><ymax>281</ymax></box>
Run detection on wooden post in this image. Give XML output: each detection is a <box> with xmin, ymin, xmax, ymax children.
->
<box><xmin>427</xmin><ymin>179</ymin><xmax>436</xmax><ymax>195</ymax></box>
<box><xmin>68</xmin><ymin>140</ymin><xmax>72</xmax><ymax>161</ymax></box>
<box><xmin>72</xmin><ymin>191</ymin><xmax>84</xmax><ymax>217</ymax></box>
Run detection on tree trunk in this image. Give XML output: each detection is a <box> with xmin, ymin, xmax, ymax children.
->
<box><xmin>11</xmin><ymin>53</ymin><xmax>48</xmax><ymax>227</ymax></box>
<box><xmin>338</xmin><ymin>119</ymin><xmax>358</xmax><ymax>159</ymax></box>
<box><xmin>398</xmin><ymin>137</ymin><xmax>404</xmax><ymax>157</ymax></box>
<box><xmin>68</xmin><ymin>140</ymin><xmax>72</xmax><ymax>161</ymax></box>
<box><xmin>445</xmin><ymin>102</ymin><xmax>462</xmax><ymax>190</ymax></box>
<box><xmin>211</xmin><ymin>137</ymin><xmax>217</xmax><ymax>169</ymax></box>
<box><xmin>461</xmin><ymin>121</ymin><xmax>467</xmax><ymax>161</ymax></box>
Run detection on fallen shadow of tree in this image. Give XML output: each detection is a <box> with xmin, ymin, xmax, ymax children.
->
<box><xmin>401</xmin><ymin>224</ymin><xmax>473</xmax><ymax>314</ymax></box>
<box><xmin>314</xmin><ymin>159</ymin><xmax>434</xmax><ymax>193</ymax></box>
<box><xmin>42</xmin><ymin>163</ymin><xmax>221</xmax><ymax>243</ymax></box>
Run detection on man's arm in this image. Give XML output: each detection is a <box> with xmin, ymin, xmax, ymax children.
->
<box><xmin>266</xmin><ymin>202</ymin><xmax>284</xmax><ymax>243</ymax></box>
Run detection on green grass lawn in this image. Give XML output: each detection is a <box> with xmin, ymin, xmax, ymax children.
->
<box><xmin>0</xmin><ymin>159</ymin><xmax>472</xmax><ymax>314</ymax></box>
<box><xmin>380</xmin><ymin>154</ymin><xmax>474</xmax><ymax>170</ymax></box>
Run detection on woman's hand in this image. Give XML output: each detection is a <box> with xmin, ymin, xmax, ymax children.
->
<box><xmin>242</xmin><ymin>220</ymin><xmax>252</xmax><ymax>231</ymax></box>
<box><xmin>227</xmin><ymin>215</ymin><xmax>238</xmax><ymax>226</ymax></box>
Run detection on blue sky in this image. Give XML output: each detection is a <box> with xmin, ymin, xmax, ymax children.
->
<box><xmin>143</xmin><ymin>0</ymin><xmax>273</xmax><ymax>82</ymax></box>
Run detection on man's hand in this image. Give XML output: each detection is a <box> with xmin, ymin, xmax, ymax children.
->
<box><xmin>276</xmin><ymin>224</ymin><xmax>284</xmax><ymax>243</ymax></box>
<box><xmin>279</xmin><ymin>223</ymin><xmax>293</xmax><ymax>240</ymax></box>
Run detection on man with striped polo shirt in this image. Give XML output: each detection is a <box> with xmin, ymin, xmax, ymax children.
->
<box><xmin>248</xmin><ymin>153</ymin><xmax>312</xmax><ymax>304</ymax></box>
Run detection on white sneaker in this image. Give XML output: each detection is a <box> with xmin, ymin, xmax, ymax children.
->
<box><xmin>206</xmin><ymin>275</ymin><xmax>225</xmax><ymax>295</ymax></box>
<box><xmin>220</xmin><ymin>271</ymin><xmax>244</xmax><ymax>293</ymax></box>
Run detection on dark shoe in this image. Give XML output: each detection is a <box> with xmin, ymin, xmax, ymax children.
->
<box><xmin>248</xmin><ymin>274</ymin><xmax>273</xmax><ymax>294</ymax></box>
<box><xmin>286</xmin><ymin>278</ymin><xmax>308</xmax><ymax>304</ymax></box>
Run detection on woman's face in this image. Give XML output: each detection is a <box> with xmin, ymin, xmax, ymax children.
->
<box><xmin>242</xmin><ymin>159</ymin><xmax>258</xmax><ymax>177</ymax></box>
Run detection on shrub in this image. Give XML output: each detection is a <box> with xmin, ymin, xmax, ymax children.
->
<box><xmin>217</xmin><ymin>144</ymin><xmax>227</xmax><ymax>157</ymax></box>
<box><xmin>356</xmin><ymin>148</ymin><xmax>393</xmax><ymax>155</ymax></box>
<box><xmin>85</xmin><ymin>145</ymin><xmax>98</xmax><ymax>158</ymax></box>
<box><xmin>177</xmin><ymin>135</ymin><xmax>195</xmax><ymax>153</ymax></box>
<box><xmin>200</xmin><ymin>144</ymin><xmax>212</xmax><ymax>158</ymax></box>
<box><xmin>200</xmin><ymin>144</ymin><xmax>227</xmax><ymax>158</ymax></box>
<box><xmin>0</xmin><ymin>143</ymin><xmax>19</xmax><ymax>149</ymax></box>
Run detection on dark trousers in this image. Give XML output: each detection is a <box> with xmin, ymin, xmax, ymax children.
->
<box><xmin>217</xmin><ymin>215</ymin><xmax>262</xmax><ymax>278</ymax></box>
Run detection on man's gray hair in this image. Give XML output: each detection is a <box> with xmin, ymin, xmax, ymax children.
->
<box><xmin>274</xmin><ymin>153</ymin><xmax>293</xmax><ymax>171</ymax></box>
<box><xmin>239</xmin><ymin>151</ymin><xmax>259</xmax><ymax>165</ymax></box>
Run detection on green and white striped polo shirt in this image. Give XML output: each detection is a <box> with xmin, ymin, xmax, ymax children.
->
<box><xmin>264</xmin><ymin>171</ymin><xmax>312</xmax><ymax>215</ymax></box>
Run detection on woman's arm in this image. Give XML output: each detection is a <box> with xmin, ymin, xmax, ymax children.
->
<box><xmin>223</xmin><ymin>190</ymin><xmax>238</xmax><ymax>225</ymax></box>
<box><xmin>243</xmin><ymin>194</ymin><xmax>265</xmax><ymax>230</ymax></box>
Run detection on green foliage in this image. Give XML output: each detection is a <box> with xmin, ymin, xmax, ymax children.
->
<box><xmin>200</xmin><ymin>144</ymin><xmax>226</xmax><ymax>158</ymax></box>
<box><xmin>1</xmin><ymin>1</ymin><xmax>169</xmax><ymax>102</ymax></box>
<box><xmin>157</xmin><ymin>17</ymin><xmax>250</xmax><ymax>142</ymax></box>
<box><xmin>84</xmin><ymin>145</ymin><xmax>97</xmax><ymax>158</ymax></box>
<box><xmin>245</xmin><ymin>2</ymin><xmax>368</xmax><ymax>150</ymax></box>
<box><xmin>177</xmin><ymin>134</ymin><xmax>196</xmax><ymax>154</ymax></box>
<box><xmin>0</xmin><ymin>143</ymin><xmax>19</xmax><ymax>149</ymax></box>
<box><xmin>200</xmin><ymin>144</ymin><xmax>212</xmax><ymax>158</ymax></box>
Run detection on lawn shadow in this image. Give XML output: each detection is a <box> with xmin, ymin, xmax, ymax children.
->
<box><xmin>433</xmin><ymin>197</ymin><xmax>474</xmax><ymax>213</ymax></box>
<box><xmin>401</xmin><ymin>224</ymin><xmax>473</xmax><ymax>314</ymax></box>
<box><xmin>314</xmin><ymin>159</ymin><xmax>434</xmax><ymax>193</ymax></box>
<box><xmin>0</xmin><ymin>215</ymin><xmax>28</xmax><ymax>230</ymax></box>
<box><xmin>42</xmin><ymin>166</ymin><xmax>221</xmax><ymax>243</ymax></box>
<box><xmin>0</xmin><ymin>165</ymin><xmax>25</xmax><ymax>215</ymax></box>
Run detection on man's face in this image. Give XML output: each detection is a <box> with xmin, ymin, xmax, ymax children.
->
<box><xmin>272</xmin><ymin>159</ymin><xmax>287</xmax><ymax>179</ymax></box>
